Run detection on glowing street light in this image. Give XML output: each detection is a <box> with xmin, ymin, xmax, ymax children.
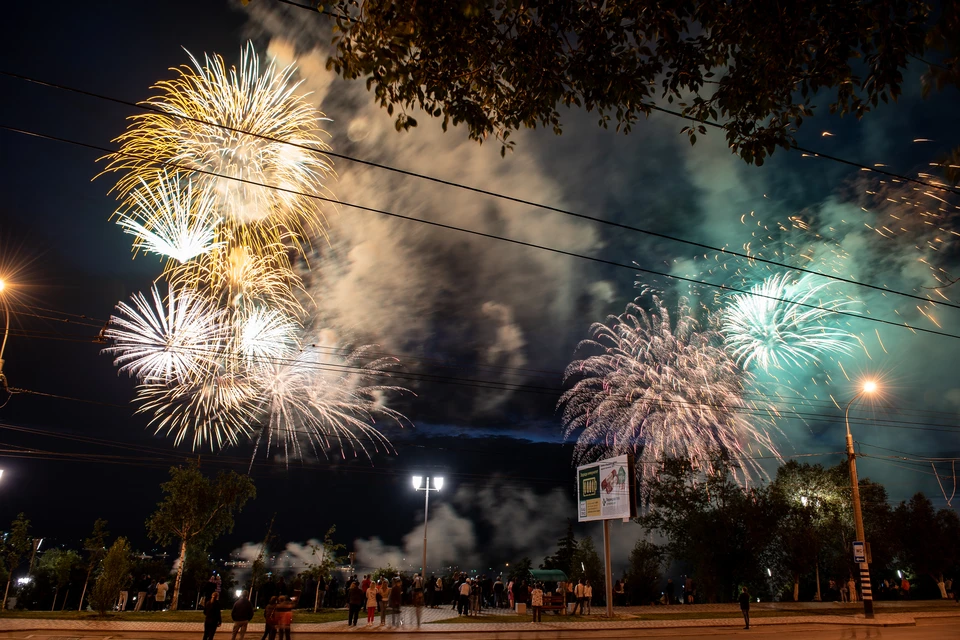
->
<box><xmin>412</xmin><ymin>476</ymin><xmax>444</xmax><ymax>576</ymax></box>
<box><xmin>843</xmin><ymin>379</ymin><xmax>879</xmax><ymax>618</ymax></box>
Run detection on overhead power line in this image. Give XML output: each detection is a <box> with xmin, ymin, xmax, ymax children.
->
<box><xmin>3</xmin><ymin>71</ymin><xmax>959</xmax><ymax>312</ymax></box>
<box><xmin>4</xmin><ymin>124</ymin><xmax>959</xmax><ymax>344</ymax></box>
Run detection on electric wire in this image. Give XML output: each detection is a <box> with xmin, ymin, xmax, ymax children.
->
<box><xmin>3</xmin><ymin>70</ymin><xmax>959</xmax><ymax>311</ymax></box>
<box><xmin>4</xmin><ymin>124</ymin><xmax>959</xmax><ymax>344</ymax></box>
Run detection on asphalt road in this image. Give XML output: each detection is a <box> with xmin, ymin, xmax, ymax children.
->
<box><xmin>1</xmin><ymin>618</ymin><xmax>957</xmax><ymax>640</ymax></box>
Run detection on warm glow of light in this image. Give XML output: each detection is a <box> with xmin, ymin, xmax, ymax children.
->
<box><xmin>0</xmin><ymin>279</ymin><xmax>5</xmax><ymax>293</ymax></box>
<box><xmin>434</xmin><ymin>477</ymin><xmax>444</xmax><ymax>492</ymax></box>
<box><xmin>412</xmin><ymin>475</ymin><xmax>423</xmax><ymax>490</ymax></box>
<box><xmin>863</xmin><ymin>380</ymin><xmax>878</xmax><ymax>394</ymax></box>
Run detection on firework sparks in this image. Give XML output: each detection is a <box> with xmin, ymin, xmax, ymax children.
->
<box><xmin>135</xmin><ymin>370</ymin><xmax>259</xmax><ymax>450</ymax></box>
<box><xmin>559</xmin><ymin>294</ymin><xmax>780</xmax><ymax>485</ymax></box>
<box><xmin>104</xmin><ymin>284</ymin><xmax>226</xmax><ymax>383</ymax></box>
<box><xmin>236</xmin><ymin>306</ymin><xmax>300</xmax><ymax>366</ymax></box>
<box><xmin>116</xmin><ymin>171</ymin><xmax>224</xmax><ymax>263</ymax></box>
<box><xmin>250</xmin><ymin>345</ymin><xmax>411</xmax><ymax>466</ymax></box>
<box><xmin>103</xmin><ymin>41</ymin><xmax>334</xmax><ymax>256</ymax></box>
<box><xmin>722</xmin><ymin>271</ymin><xmax>859</xmax><ymax>372</ymax></box>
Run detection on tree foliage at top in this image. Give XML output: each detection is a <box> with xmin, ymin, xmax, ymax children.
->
<box><xmin>324</xmin><ymin>0</ymin><xmax>930</xmax><ymax>165</ymax></box>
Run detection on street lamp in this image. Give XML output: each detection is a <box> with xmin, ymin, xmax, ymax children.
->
<box><xmin>844</xmin><ymin>380</ymin><xmax>878</xmax><ymax>618</ymax></box>
<box><xmin>0</xmin><ymin>277</ymin><xmax>9</xmax><ymax>390</ymax></box>
<box><xmin>412</xmin><ymin>476</ymin><xmax>443</xmax><ymax>576</ymax></box>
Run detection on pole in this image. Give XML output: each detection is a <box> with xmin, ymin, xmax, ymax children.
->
<box><xmin>845</xmin><ymin>396</ymin><xmax>874</xmax><ymax>619</ymax></box>
<box><xmin>422</xmin><ymin>479</ymin><xmax>430</xmax><ymax>576</ymax></box>
<box><xmin>602</xmin><ymin>519</ymin><xmax>613</xmax><ymax>618</ymax></box>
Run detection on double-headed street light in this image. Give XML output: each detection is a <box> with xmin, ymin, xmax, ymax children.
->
<box><xmin>412</xmin><ymin>476</ymin><xmax>443</xmax><ymax>576</ymax></box>
<box><xmin>844</xmin><ymin>380</ymin><xmax>878</xmax><ymax>618</ymax></box>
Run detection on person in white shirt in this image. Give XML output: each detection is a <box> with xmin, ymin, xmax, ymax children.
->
<box><xmin>584</xmin><ymin>581</ymin><xmax>593</xmax><ymax>614</ymax></box>
<box><xmin>458</xmin><ymin>579</ymin><xmax>471</xmax><ymax>616</ymax></box>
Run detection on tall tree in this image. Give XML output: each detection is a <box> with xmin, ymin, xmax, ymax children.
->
<box><xmin>893</xmin><ymin>493</ymin><xmax>960</xmax><ymax>592</ymax></box>
<box><xmin>769</xmin><ymin>461</ymin><xmax>842</xmax><ymax>601</ymax></box>
<box><xmin>89</xmin><ymin>538</ymin><xmax>131</xmax><ymax>616</ymax></box>
<box><xmin>37</xmin><ymin>549</ymin><xmax>82</xmax><ymax>611</ymax></box>
<box><xmin>146</xmin><ymin>463</ymin><xmax>256</xmax><ymax>610</ymax></box>
<box><xmin>639</xmin><ymin>458</ymin><xmax>781</xmax><ymax>602</ymax></box>
<box><xmin>571</xmin><ymin>536</ymin><xmax>604</xmax><ymax>593</ymax></box>
<box><xmin>507</xmin><ymin>557</ymin><xmax>532</xmax><ymax>584</ymax></box>
<box><xmin>78</xmin><ymin>518</ymin><xmax>109</xmax><ymax>612</ymax></box>
<box><xmin>624</xmin><ymin>539</ymin><xmax>663</xmax><ymax>606</ymax></box>
<box><xmin>2</xmin><ymin>513</ymin><xmax>31</xmax><ymax>610</ymax></box>
<box><xmin>318</xmin><ymin>0</ymin><xmax>930</xmax><ymax>165</ymax></box>
<box><xmin>305</xmin><ymin>525</ymin><xmax>346</xmax><ymax>612</ymax></box>
<box><xmin>541</xmin><ymin>521</ymin><xmax>577</xmax><ymax>577</ymax></box>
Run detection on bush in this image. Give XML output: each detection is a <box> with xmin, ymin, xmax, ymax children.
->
<box><xmin>89</xmin><ymin>538</ymin><xmax>131</xmax><ymax>615</ymax></box>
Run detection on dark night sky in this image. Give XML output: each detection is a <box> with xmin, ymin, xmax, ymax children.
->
<box><xmin>1</xmin><ymin>0</ymin><xmax>959</xmax><ymax>574</ymax></box>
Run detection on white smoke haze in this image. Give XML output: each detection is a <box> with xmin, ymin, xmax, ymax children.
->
<box><xmin>239</xmin><ymin>1</ymin><xmax>960</xmax><ymax>506</ymax></box>
<box><xmin>239</xmin><ymin>12</ymin><xmax>607</xmax><ymax>420</ymax></box>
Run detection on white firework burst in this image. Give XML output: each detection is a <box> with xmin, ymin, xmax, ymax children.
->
<box><xmin>722</xmin><ymin>271</ymin><xmax>858</xmax><ymax>372</ymax></box>
<box><xmin>104</xmin><ymin>283</ymin><xmax>226</xmax><ymax>383</ymax></box>
<box><xmin>116</xmin><ymin>171</ymin><xmax>224</xmax><ymax>264</ymax></box>
<box><xmin>560</xmin><ymin>294</ymin><xmax>780</xmax><ymax>485</ymax></box>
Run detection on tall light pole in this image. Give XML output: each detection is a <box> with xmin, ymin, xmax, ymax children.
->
<box><xmin>844</xmin><ymin>380</ymin><xmax>877</xmax><ymax>619</ymax></box>
<box><xmin>412</xmin><ymin>476</ymin><xmax>443</xmax><ymax>576</ymax></box>
<box><xmin>0</xmin><ymin>278</ymin><xmax>9</xmax><ymax>391</ymax></box>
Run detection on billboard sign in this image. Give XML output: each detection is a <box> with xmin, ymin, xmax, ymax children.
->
<box><xmin>577</xmin><ymin>454</ymin><xmax>636</xmax><ymax>522</ymax></box>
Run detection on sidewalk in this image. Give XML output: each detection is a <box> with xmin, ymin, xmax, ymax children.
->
<box><xmin>1</xmin><ymin>602</ymin><xmax>957</xmax><ymax>634</ymax></box>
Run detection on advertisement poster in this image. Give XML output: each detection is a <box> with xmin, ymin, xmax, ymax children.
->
<box><xmin>577</xmin><ymin>454</ymin><xmax>636</xmax><ymax>522</ymax></box>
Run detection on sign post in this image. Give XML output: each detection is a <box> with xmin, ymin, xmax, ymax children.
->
<box><xmin>577</xmin><ymin>454</ymin><xmax>636</xmax><ymax>618</ymax></box>
<box><xmin>853</xmin><ymin>542</ymin><xmax>865</xmax><ymax>564</ymax></box>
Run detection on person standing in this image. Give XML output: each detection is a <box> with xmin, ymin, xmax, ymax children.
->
<box><xmin>378</xmin><ymin>579</ymin><xmax>391</xmax><ymax>626</ymax></box>
<box><xmin>155</xmin><ymin>579</ymin><xmax>169</xmax><ymax>611</ymax></box>
<box><xmin>666</xmin><ymin>578</ymin><xmax>675</xmax><ymax>605</ymax></box>
<box><xmin>848</xmin><ymin>575</ymin><xmax>858</xmax><ymax>603</ymax></box>
<box><xmin>260</xmin><ymin>596</ymin><xmax>278</xmax><ymax>640</ymax></box>
<box><xmin>425</xmin><ymin>574</ymin><xmax>435</xmax><ymax>609</ymax></box>
<box><xmin>365</xmin><ymin>580</ymin><xmax>378</xmax><ymax>625</ymax></box>
<box><xmin>507</xmin><ymin>579</ymin><xmax>515</xmax><ymax>610</ymax></box>
<box><xmin>133</xmin><ymin>575</ymin><xmax>149</xmax><ymax>612</ymax></box>
<box><xmin>230</xmin><ymin>591</ymin><xmax>254</xmax><ymax>640</ymax></box>
<box><xmin>584</xmin><ymin>581</ymin><xmax>593</xmax><ymax>615</ymax></box>
<box><xmin>573</xmin><ymin>579</ymin><xmax>585</xmax><ymax>615</ymax></box>
<box><xmin>203</xmin><ymin>592</ymin><xmax>222</xmax><ymax>640</ymax></box>
<box><xmin>412</xmin><ymin>573</ymin><xmax>425</xmax><ymax>627</ymax></box>
<box><xmin>389</xmin><ymin>578</ymin><xmax>403</xmax><ymax>627</ymax></box>
<box><xmin>530</xmin><ymin>582</ymin><xmax>543</xmax><ymax>623</ymax></box>
<box><xmin>118</xmin><ymin>585</ymin><xmax>129</xmax><ymax>612</ymax></box>
<box><xmin>458</xmin><ymin>579</ymin><xmax>470</xmax><ymax>616</ymax></box>
<box><xmin>434</xmin><ymin>576</ymin><xmax>444</xmax><ymax>608</ymax></box>
<box><xmin>274</xmin><ymin>595</ymin><xmax>293</xmax><ymax>640</ymax></box>
<box><xmin>347</xmin><ymin>581</ymin><xmax>363</xmax><ymax>626</ymax></box>
<box><xmin>614</xmin><ymin>580</ymin><xmax>625</xmax><ymax>606</ymax></box>
<box><xmin>316</xmin><ymin>576</ymin><xmax>326</xmax><ymax>610</ymax></box>
<box><xmin>493</xmin><ymin>576</ymin><xmax>504</xmax><ymax>608</ymax></box>
<box><xmin>738</xmin><ymin>586</ymin><xmax>750</xmax><ymax>630</ymax></box>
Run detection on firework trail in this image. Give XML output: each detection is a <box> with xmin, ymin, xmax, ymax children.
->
<box><xmin>249</xmin><ymin>345</ymin><xmax>411</xmax><ymax>467</ymax></box>
<box><xmin>559</xmin><ymin>294</ymin><xmax>780</xmax><ymax>485</ymax></box>
<box><xmin>722</xmin><ymin>271</ymin><xmax>858</xmax><ymax>372</ymax></box>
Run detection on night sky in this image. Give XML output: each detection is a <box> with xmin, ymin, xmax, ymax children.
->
<box><xmin>1</xmin><ymin>0</ymin><xmax>959</xmax><ymax>575</ymax></box>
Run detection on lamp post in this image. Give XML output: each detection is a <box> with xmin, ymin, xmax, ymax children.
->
<box><xmin>412</xmin><ymin>476</ymin><xmax>443</xmax><ymax>577</ymax></box>
<box><xmin>0</xmin><ymin>278</ymin><xmax>9</xmax><ymax>391</ymax></box>
<box><xmin>844</xmin><ymin>380</ymin><xmax>877</xmax><ymax>618</ymax></box>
